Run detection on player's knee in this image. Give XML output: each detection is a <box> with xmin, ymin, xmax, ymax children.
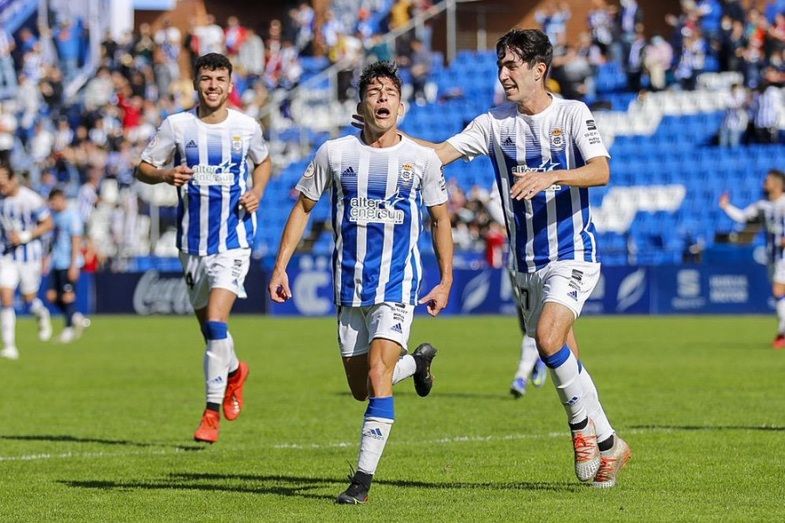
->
<box><xmin>46</xmin><ymin>289</ymin><xmax>56</xmax><ymax>302</ymax></box>
<box><xmin>61</xmin><ymin>292</ymin><xmax>75</xmax><ymax>304</ymax></box>
<box><xmin>534</xmin><ymin>330</ymin><xmax>564</xmax><ymax>355</ymax></box>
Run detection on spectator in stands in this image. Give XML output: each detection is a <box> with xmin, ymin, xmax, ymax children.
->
<box><xmin>405</xmin><ymin>38</ymin><xmax>432</xmax><ymax>105</ymax></box>
<box><xmin>0</xmin><ymin>27</ymin><xmax>17</xmax><ymax>100</ymax></box>
<box><xmin>552</xmin><ymin>45</ymin><xmax>593</xmax><ymax>101</ymax></box>
<box><xmin>625</xmin><ymin>24</ymin><xmax>647</xmax><ymax>92</ymax></box>
<box><xmin>133</xmin><ymin>24</ymin><xmax>156</xmax><ymax>66</ymax></box>
<box><xmin>224</xmin><ymin>16</ymin><xmax>248</xmax><ymax>58</ymax></box>
<box><xmin>54</xmin><ymin>18</ymin><xmax>82</xmax><ymax>83</ymax></box>
<box><xmin>720</xmin><ymin>17</ymin><xmax>746</xmax><ymax>73</ymax></box>
<box><xmin>752</xmin><ymin>82</ymin><xmax>783</xmax><ymax>143</ymax></box>
<box><xmin>39</xmin><ymin>65</ymin><xmax>64</xmax><ymax>118</ymax></box>
<box><xmin>0</xmin><ymin>101</ymin><xmax>16</xmax><ymax>166</ymax></box>
<box><xmin>536</xmin><ymin>1</ymin><xmax>572</xmax><ymax>46</ymax></box>
<box><xmin>294</xmin><ymin>1</ymin><xmax>316</xmax><ymax>54</ymax></box>
<box><xmin>675</xmin><ymin>28</ymin><xmax>706</xmax><ymax>90</ymax></box>
<box><xmin>719</xmin><ymin>82</ymin><xmax>749</xmax><ymax>147</ymax></box>
<box><xmin>237</xmin><ymin>27</ymin><xmax>265</xmax><ymax>81</ymax></box>
<box><xmin>588</xmin><ymin>0</ymin><xmax>615</xmax><ymax>58</ymax></box>
<box><xmin>617</xmin><ymin>0</ymin><xmax>643</xmax><ymax>54</ymax></box>
<box><xmin>331</xmin><ymin>31</ymin><xmax>363</xmax><ymax>102</ymax></box>
<box><xmin>195</xmin><ymin>14</ymin><xmax>225</xmax><ymax>56</ymax></box>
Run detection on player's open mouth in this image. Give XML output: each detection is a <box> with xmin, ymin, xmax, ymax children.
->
<box><xmin>375</xmin><ymin>108</ymin><xmax>391</xmax><ymax>119</ymax></box>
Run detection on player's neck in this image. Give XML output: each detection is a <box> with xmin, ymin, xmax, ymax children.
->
<box><xmin>361</xmin><ymin>128</ymin><xmax>401</xmax><ymax>148</ymax></box>
<box><xmin>198</xmin><ymin>104</ymin><xmax>229</xmax><ymax>124</ymax></box>
<box><xmin>769</xmin><ymin>190</ymin><xmax>783</xmax><ymax>201</ymax></box>
<box><xmin>516</xmin><ymin>90</ymin><xmax>552</xmax><ymax>116</ymax></box>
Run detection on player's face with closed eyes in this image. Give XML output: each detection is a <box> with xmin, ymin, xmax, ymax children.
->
<box><xmin>195</xmin><ymin>67</ymin><xmax>233</xmax><ymax>111</ymax></box>
<box><xmin>359</xmin><ymin>76</ymin><xmax>403</xmax><ymax>134</ymax></box>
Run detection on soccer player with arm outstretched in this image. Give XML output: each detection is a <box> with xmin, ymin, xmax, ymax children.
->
<box><xmin>720</xmin><ymin>169</ymin><xmax>785</xmax><ymax>349</ymax></box>
<box><xmin>398</xmin><ymin>29</ymin><xmax>629</xmax><ymax>488</ymax></box>
<box><xmin>269</xmin><ymin>61</ymin><xmax>453</xmax><ymax>504</ymax></box>
<box><xmin>137</xmin><ymin>53</ymin><xmax>272</xmax><ymax>443</ymax></box>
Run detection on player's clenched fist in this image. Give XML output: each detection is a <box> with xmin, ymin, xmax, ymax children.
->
<box><xmin>164</xmin><ymin>165</ymin><xmax>194</xmax><ymax>187</ymax></box>
<box><xmin>239</xmin><ymin>191</ymin><xmax>260</xmax><ymax>213</ymax></box>
<box><xmin>268</xmin><ymin>269</ymin><xmax>291</xmax><ymax>303</ymax></box>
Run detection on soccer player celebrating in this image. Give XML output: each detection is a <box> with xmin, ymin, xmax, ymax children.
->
<box><xmin>404</xmin><ymin>29</ymin><xmax>630</xmax><ymax>487</ymax></box>
<box><xmin>136</xmin><ymin>53</ymin><xmax>272</xmax><ymax>443</ymax></box>
<box><xmin>268</xmin><ymin>61</ymin><xmax>453</xmax><ymax>504</ymax></box>
<box><xmin>720</xmin><ymin>169</ymin><xmax>785</xmax><ymax>349</ymax></box>
<box><xmin>46</xmin><ymin>188</ymin><xmax>89</xmax><ymax>343</ymax></box>
<box><xmin>0</xmin><ymin>164</ymin><xmax>53</xmax><ymax>359</ymax></box>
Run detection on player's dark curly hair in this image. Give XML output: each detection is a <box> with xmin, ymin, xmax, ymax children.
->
<box><xmin>496</xmin><ymin>28</ymin><xmax>553</xmax><ymax>80</ymax></box>
<box><xmin>194</xmin><ymin>53</ymin><xmax>233</xmax><ymax>77</ymax></box>
<box><xmin>358</xmin><ymin>61</ymin><xmax>402</xmax><ymax>99</ymax></box>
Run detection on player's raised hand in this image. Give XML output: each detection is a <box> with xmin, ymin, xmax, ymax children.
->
<box><xmin>419</xmin><ymin>282</ymin><xmax>450</xmax><ymax>317</ymax></box>
<box><xmin>268</xmin><ymin>269</ymin><xmax>292</xmax><ymax>303</ymax></box>
<box><xmin>239</xmin><ymin>191</ymin><xmax>260</xmax><ymax>213</ymax></box>
<box><xmin>510</xmin><ymin>170</ymin><xmax>557</xmax><ymax>200</ymax></box>
<box><xmin>164</xmin><ymin>165</ymin><xmax>193</xmax><ymax>187</ymax></box>
<box><xmin>719</xmin><ymin>192</ymin><xmax>730</xmax><ymax>209</ymax></box>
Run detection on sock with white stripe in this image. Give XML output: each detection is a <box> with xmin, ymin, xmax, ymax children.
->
<box><xmin>543</xmin><ymin>346</ymin><xmax>588</xmax><ymax>425</ymax></box>
<box><xmin>578</xmin><ymin>363</ymin><xmax>615</xmax><ymax>443</ymax></box>
<box><xmin>204</xmin><ymin>321</ymin><xmax>231</xmax><ymax>405</ymax></box>
<box><xmin>0</xmin><ymin>307</ymin><xmax>15</xmax><ymax>349</ymax></box>
<box><xmin>357</xmin><ymin>396</ymin><xmax>394</xmax><ymax>475</ymax></box>
<box><xmin>392</xmin><ymin>354</ymin><xmax>416</xmax><ymax>384</ymax></box>
<box><xmin>776</xmin><ymin>296</ymin><xmax>785</xmax><ymax>334</ymax></box>
<box><xmin>29</xmin><ymin>298</ymin><xmax>45</xmax><ymax>317</ymax></box>
<box><xmin>516</xmin><ymin>335</ymin><xmax>539</xmax><ymax>380</ymax></box>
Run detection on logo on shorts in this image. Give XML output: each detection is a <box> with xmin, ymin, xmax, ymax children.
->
<box><xmin>391</xmin><ymin>323</ymin><xmax>403</xmax><ymax>334</ymax></box>
<box><xmin>568</xmin><ymin>289</ymin><xmax>578</xmax><ymax>301</ymax></box>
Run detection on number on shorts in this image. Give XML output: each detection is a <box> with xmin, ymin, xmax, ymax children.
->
<box><xmin>520</xmin><ymin>288</ymin><xmax>530</xmax><ymax>310</ymax></box>
<box><xmin>185</xmin><ymin>272</ymin><xmax>194</xmax><ymax>289</ymax></box>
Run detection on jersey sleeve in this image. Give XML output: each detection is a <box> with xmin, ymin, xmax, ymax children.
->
<box><xmin>723</xmin><ymin>201</ymin><xmax>763</xmax><ymax>223</ymax></box>
<box><xmin>69</xmin><ymin>211</ymin><xmax>84</xmax><ymax>237</ymax></box>
<box><xmin>572</xmin><ymin>103</ymin><xmax>610</xmax><ymax>161</ymax></box>
<box><xmin>140</xmin><ymin>117</ymin><xmax>176</xmax><ymax>168</ymax></box>
<box><xmin>247</xmin><ymin>121</ymin><xmax>270</xmax><ymax>165</ymax></box>
<box><xmin>446</xmin><ymin>113</ymin><xmax>492</xmax><ymax>161</ymax></box>
<box><xmin>421</xmin><ymin>149</ymin><xmax>448</xmax><ymax>207</ymax></box>
<box><xmin>295</xmin><ymin>142</ymin><xmax>332</xmax><ymax>202</ymax></box>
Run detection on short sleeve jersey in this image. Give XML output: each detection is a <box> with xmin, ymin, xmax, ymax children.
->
<box><xmin>0</xmin><ymin>186</ymin><xmax>50</xmax><ymax>262</ymax></box>
<box><xmin>141</xmin><ymin>108</ymin><xmax>269</xmax><ymax>255</ymax></box>
<box><xmin>447</xmin><ymin>96</ymin><xmax>609</xmax><ymax>273</ymax></box>
<box><xmin>296</xmin><ymin>134</ymin><xmax>447</xmax><ymax>306</ymax></box>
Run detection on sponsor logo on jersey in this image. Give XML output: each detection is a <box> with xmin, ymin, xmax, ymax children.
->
<box><xmin>192</xmin><ymin>160</ymin><xmax>237</xmax><ymax>186</ymax></box>
<box><xmin>586</xmin><ymin>119</ymin><xmax>597</xmax><ymax>131</ymax></box>
<box><xmin>185</xmin><ymin>139</ymin><xmax>198</xmax><ymax>149</ymax></box>
<box><xmin>348</xmin><ymin>196</ymin><xmax>404</xmax><ymax>224</ymax></box>
<box><xmin>512</xmin><ymin>161</ymin><xmax>562</xmax><ymax>191</ymax></box>
<box><xmin>502</xmin><ymin>136</ymin><xmax>515</xmax><ymax>147</ymax></box>
<box><xmin>341</xmin><ymin>166</ymin><xmax>356</xmax><ymax>178</ymax></box>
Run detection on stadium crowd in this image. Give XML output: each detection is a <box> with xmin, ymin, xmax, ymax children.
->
<box><xmin>0</xmin><ymin>0</ymin><xmax>784</xmax><ymax>267</ymax></box>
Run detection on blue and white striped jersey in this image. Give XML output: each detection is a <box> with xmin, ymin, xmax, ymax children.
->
<box><xmin>296</xmin><ymin>134</ymin><xmax>447</xmax><ymax>307</ymax></box>
<box><xmin>447</xmin><ymin>96</ymin><xmax>609</xmax><ymax>273</ymax></box>
<box><xmin>0</xmin><ymin>186</ymin><xmax>50</xmax><ymax>262</ymax></box>
<box><xmin>725</xmin><ymin>195</ymin><xmax>785</xmax><ymax>265</ymax></box>
<box><xmin>141</xmin><ymin>108</ymin><xmax>269</xmax><ymax>255</ymax></box>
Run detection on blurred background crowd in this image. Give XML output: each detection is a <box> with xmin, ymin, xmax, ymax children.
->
<box><xmin>0</xmin><ymin>0</ymin><xmax>783</xmax><ymax>271</ymax></box>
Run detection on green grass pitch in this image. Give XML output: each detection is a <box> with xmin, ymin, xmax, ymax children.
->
<box><xmin>0</xmin><ymin>315</ymin><xmax>783</xmax><ymax>521</ymax></box>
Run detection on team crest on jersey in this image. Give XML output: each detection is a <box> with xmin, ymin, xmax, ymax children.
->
<box><xmin>148</xmin><ymin>134</ymin><xmax>159</xmax><ymax>149</ymax></box>
<box><xmin>303</xmin><ymin>162</ymin><xmax>315</xmax><ymax>178</ymax></box>
<box><xmin>231</xmin><ymin>135</ymin><xmax>243</xmax><ymax>152</ymax></box>
<box><xmin>550</xmin><ymin>128</ymin><xmax>565</xmax><ymax>150</ymax></box>
<box><xmin>400</xmin><ymin>162</ymin><xmax>414</xmax><ymax>182</ymax></box>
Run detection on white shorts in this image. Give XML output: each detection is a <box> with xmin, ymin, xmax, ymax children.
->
<box><xmin>337</xmin><ymin>302</ymin><xmax>414</xmax><ymax>357</ymax></box>
<box><xmin>0</xmin><ymin>257</ymin><xmax>42</xmax><ymax>295</ymax></box>
<box><xmin>178</xmin><ymin>248</ymin><xmax>250</xmax><ymax>310</ymax></box>
<box><xmin>512</xmin><ymin>260</ymin><xmax>601</xmax><ymax>338</ymax></box>
<box><xmin>769</xmin><ymin>261</ymin><xmax>785</xmax><ymax>285</ymax></box>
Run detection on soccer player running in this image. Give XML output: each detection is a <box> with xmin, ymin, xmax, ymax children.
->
<box><xmin>46</xmin><ymin>189</ymin><xmax>89</xmax><ymax>343</ymax></box>
<box><xmin>136</xmin><ymin>53</ymin><xmax>272</xmax><ymax>443</ymax></box>
<box><xmin>268</xmin><ymin>61</ymin><xmax>453</xmax><ymax>504</ymax></box>
<box><xmin>405</xmin><ymin>29</ymin><xmax>630</xmax><ymax>487</ymax></box>
<box><xmin>0</xmin><ymin>164</ymin><xmax>53</xmax><ymax>359</ymax></box>
<box><xmin>720</xmin><ymin>169</ymin><xmax>785</xmax><ymax>349</ymax></box>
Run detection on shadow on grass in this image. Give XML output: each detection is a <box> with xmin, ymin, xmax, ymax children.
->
<box><xmin>0</xmin><ymin>434</ymin><xmax>207</xmax><ymax>452</ymax></box>
<box><xmin>631</xmin><ymin>424</ymin><xmax>785</xmax><ymax>432</ymax></box>
<box><xmin>333</xmin><ymin>391</ymin><xmax>512</xmax><ymax>400</ymax></box>
<box><xmin>63</xmin><ymin>473</ymin><xmax>578</xmax><ymax>498</ymax></box>
<box><xmin>0</xmin><ymin>435</ymin><xmax>154</xmax><ymax>447</ymax></box>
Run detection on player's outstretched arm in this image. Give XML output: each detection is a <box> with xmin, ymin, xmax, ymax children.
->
<box><xmin>136</xmin><ymin>161</ymin><xmax>193</xmax><ymax>187</ymax></box>
<box><xmin>419</xmin><ymin>202</ymin><xmax>453</xmax><ymax>317</ymax></box>
<box><xmin>511</xmin><ymin>156</ymin><xmax>610</xmax><ymax>200</ymax></box>
<box><xmin>240</xmin><ymin>156</ymin><xmax>273</xmax><ymax>213</ymax></box>
<box><xmin>719</xmin><ymin>192</ymin><xmax>760</xmax><ymax>223</ymax></box>
<box><xmin>268</xmin><ymin>193</ymin><xmax>317</xmax><ymax>302</ymax></box>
